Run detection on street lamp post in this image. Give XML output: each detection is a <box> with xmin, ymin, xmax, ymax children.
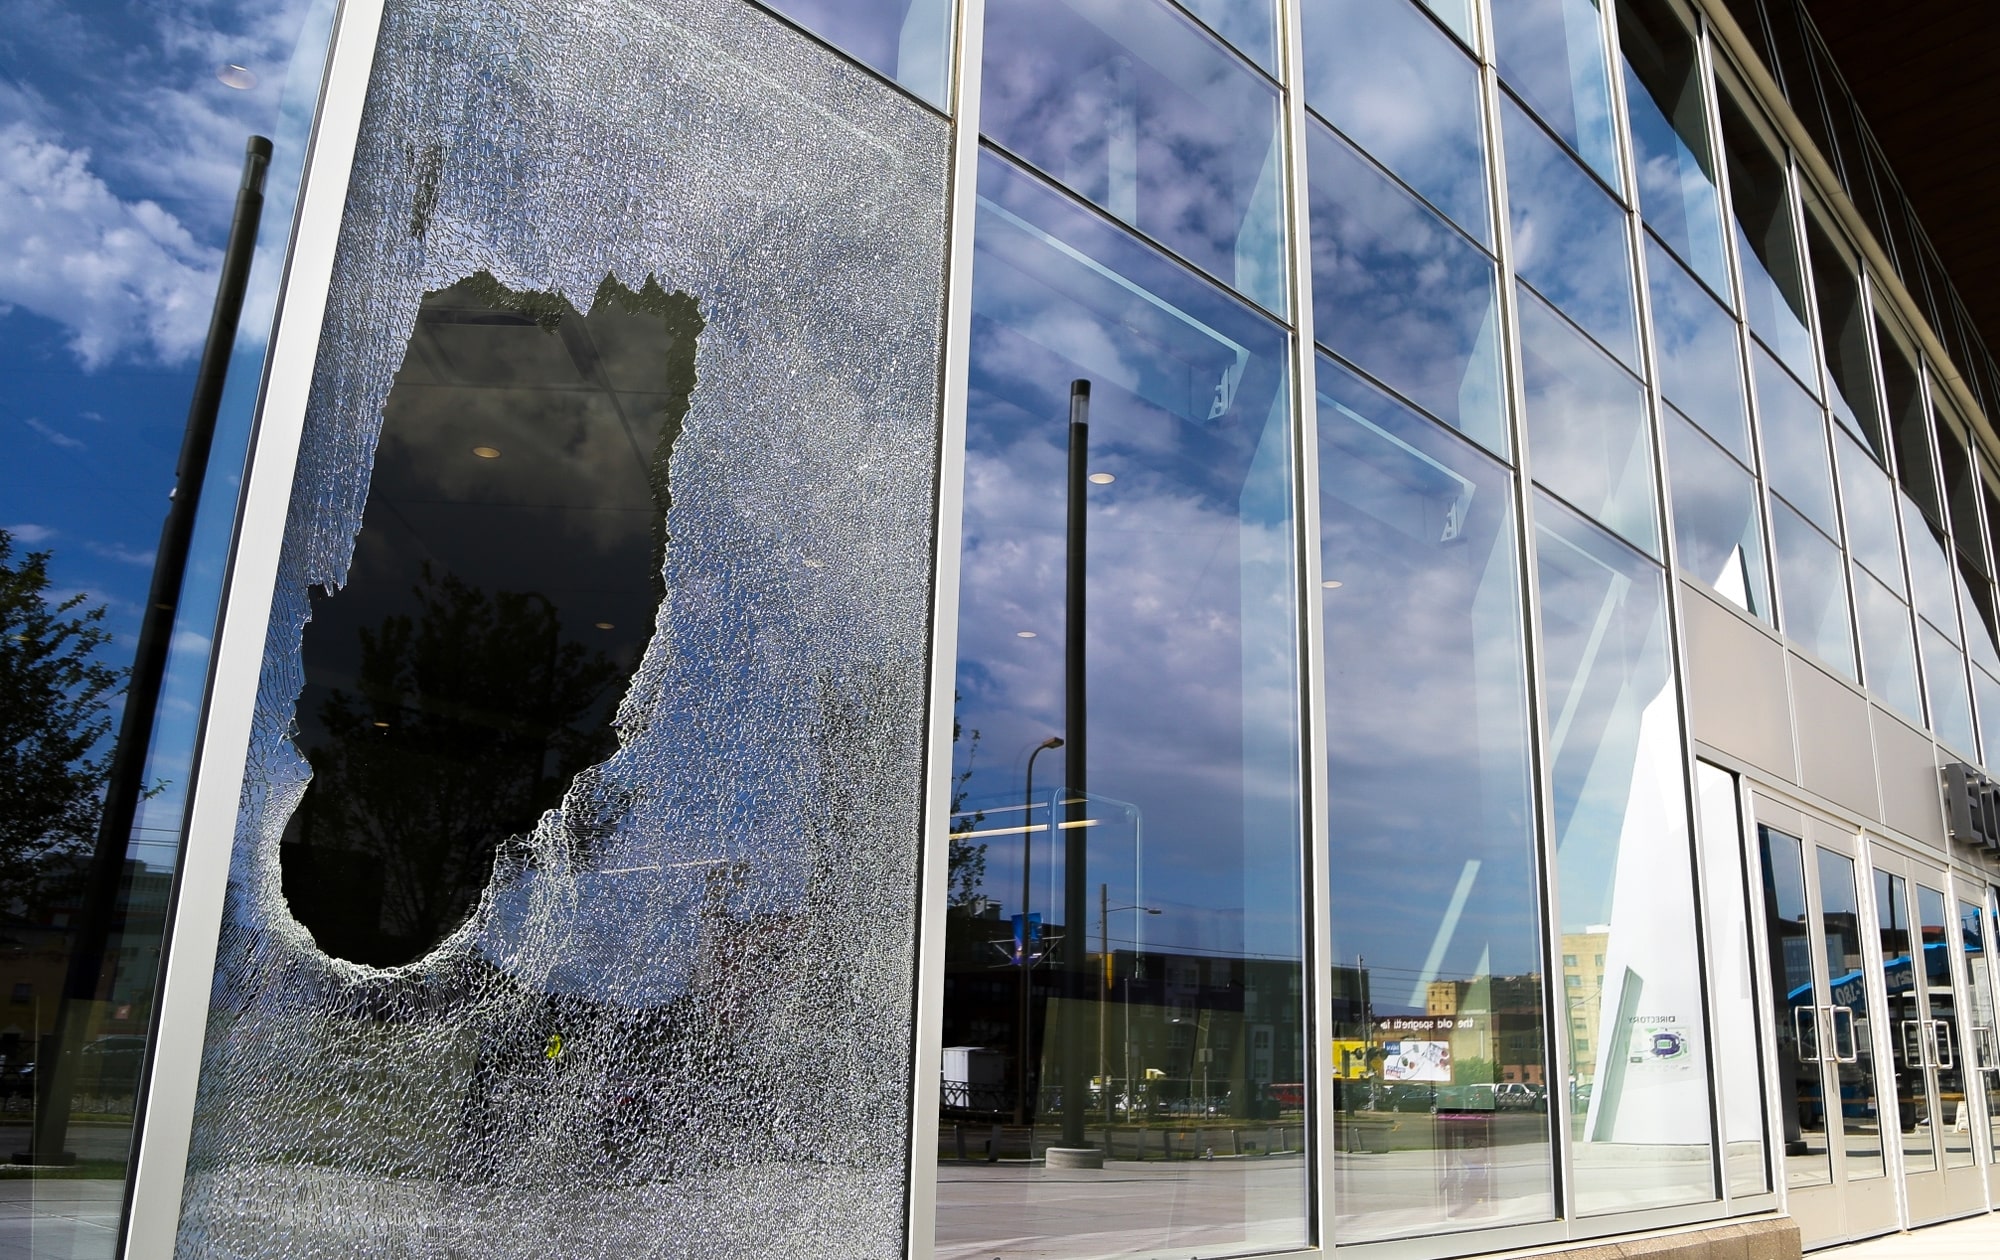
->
<box><xmin>1098</xmin><ymin>882</ymin><xmax>1160</xmax><ymax>1121</ymax></box>
<box><xmin>1016</xmin><ymin>735</ymin><xmax>1063</xmax><ymax>1127</ymax></box>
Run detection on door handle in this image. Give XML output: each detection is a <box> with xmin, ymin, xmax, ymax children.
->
<box><xmin>1931</xmin><ymin>1020</ymin><xmax>1955</xmax><ymax>1070</ymax></box>
<box><xmin>1829</xmin><ymin>1006</ymin><xmax>1859</xmax><ymax>1064</ymax></box>
<box><xmin>1902</xmin><ymin>1018</ymin><xmax>1927</xmax><ymax>1066</ymax></box>
<box><xmin>1794</xmin><ymin>1005</ymin><xmax>1823</xmax><ymax>1062</ymax></box>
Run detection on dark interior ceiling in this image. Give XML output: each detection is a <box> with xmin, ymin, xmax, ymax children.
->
<box><xmin>1802</xmin><ymin>1</ymin><xmax>2000</xmax><ymax>372</ymax></box>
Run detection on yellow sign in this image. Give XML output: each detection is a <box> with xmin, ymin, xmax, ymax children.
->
<box><xmin>1333</xmin><ymin>1039</ymin><xmax>1370</xmax><ymax>1080</ymax></box>
<box><xmin>545</xmin><ymin>1033</ymin><xmax>564</xmax><ymax>1061</ymax></box>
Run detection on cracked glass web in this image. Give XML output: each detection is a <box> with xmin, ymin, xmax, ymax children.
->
<box><xmin>176</xmin><ymin>0</ymin><xmax>949</xmax><ymax>1252</ymax></box>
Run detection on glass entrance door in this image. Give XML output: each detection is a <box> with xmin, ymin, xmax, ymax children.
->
<box><xmin>1753</xmin><ymin>797</ymin><xmax>1898</xmax><ymax>1247</ymax></box>
<box><xmin>1956</xmin><ymin>890</ymin><xmax>2000</xmax><ymax>1200</ymax></box>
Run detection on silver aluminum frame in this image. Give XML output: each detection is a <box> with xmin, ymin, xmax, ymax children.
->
<box><xmin>120</xmin><ymin>1</ymin><xmax>390</xmax><ymax>1254</ymax></box>
<box><xmin>904</xmin><ymin>0</ymin><xmax>983</xmax><ymax>1253</ymax></box>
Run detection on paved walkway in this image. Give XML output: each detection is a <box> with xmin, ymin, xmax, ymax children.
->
<box><xmin>1822</xmin><ymin>1209</ymin><xmax>2000</xmax><ymax>1257</ymax></box>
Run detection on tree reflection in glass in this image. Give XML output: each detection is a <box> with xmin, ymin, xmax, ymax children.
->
<box><xmin>1317</xmin><ymin>357</ymin><xmax>1553</xmax><ymax>1241</ymax></box>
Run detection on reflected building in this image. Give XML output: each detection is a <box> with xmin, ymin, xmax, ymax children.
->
<box><xmin>15</xmin><ymin>1</ymin><xmax>2000</xmax><ymax>1259</ymax></box>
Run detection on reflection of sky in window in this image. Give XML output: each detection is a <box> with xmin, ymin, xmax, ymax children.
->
<box><xmin>1307</xmin><ymin>121</ymin><xmax>1506</xmax><ymax>456</ymax></box>
<box><xmin>2</xmin><ymin>0</ymin><xmax>337</xmax><ymax>865</ymax></box>
<box><xmin>1836</xmin><ymin>430</ymin><xmax>1902</xmax><ymax>588</ymax></box>
<box><xmin>1503</xmin><ymin>98</ymin><xmax>1639</xmax><ymax>371</ymax></box>
<box><xmin>1922</xmin><ymin>621</ymin><xmax>1976</xmax><ymax>756</ymax></box>
<box><xmin>1852</xmin><ymin>564</ymin><xmax>1921</xmax><ymax>723</ymax></box>
<box><xmin>1647</xmin><ymin>237</ymin><xmax>1748</xmax><ymax>463</ymax></box>
<box><xmin>1753</xmin><ymin>346</ymin><xmax>1836</xmax><ymax>534</ymax></box>
<box><xmin>1302</xmin><ymin>0</ymin><xmax>1490</xmax><ymax>245</ymax></box>
<box><xmin>1317</xmin><ymin>355</ymin><xmax>1541</xmax><ymax>1001</ymax></box>
<box><xmin>1664</xmin><ymin>409</ymin><xmax>1767</xmax><ymax>618</ymax></box>
<box><xmin>952</xmin><ymin>152</ymin><xmax>1301</xmax><ymax>961</ymax></box>
<box><xmin>1719</xmin><ymin>89</ymin><xmax>1816</xmax><ymax>383</ymax></box>
<box><xmin>1617</xmin><ymin>0</ymin><xmax>1727</xmax><ymax>295</ymax></box>
<box><xmin>1803</xmin><ymin>209</ymin><xmax>1884</xmax><ymax>456</ymax></box>
<box><xmin>757</xmin><ymin>0</ymin><xmax>953</xmax><ymax>105</ymax></box>
<box><xmin>1491</xmin><ymin>0</ymin><xmax>1621</xmax><ymax>186</ymax></box>
<box><xmin>1177</xmin><ymin>0</ymin><xmax>1276</xmax><ymax>75</ymax></box>
<box><xmin>1770</xmin><ymin>498</ymin><xmax>1855</xmax><ymax>680</ymax></box>
<box><xmin>982</xmin><ymin>0</ymin><xmax>1286</xmax><ymax>315</ymax></box>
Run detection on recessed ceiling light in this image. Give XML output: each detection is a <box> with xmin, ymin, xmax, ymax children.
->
<box><xmin>372</xmin><ymin>721</ymin><xmax>391</xmax><ymax>728</ymax></box>
<box><xmin>594</xmin><ymin>622</ymin><xmax>614</xmax><ymax>630</ymax></box>
<box><xmin>1088</xmin><ymin>472</ymin><xmax>1115</xmax><ymax>485</ymax></box>
<box><xmin>217</xmin><ymin>64</ymin><xmax>257</xmax><ymax>90</ymax></box>
<box><xmin>1322</xmin><ymin>579</ymin><xmax>1343</xmax><ymax>589</ymax></box>
<box><xmin>472</xmin><ymin>445</ymin><xmax>500</xmax><ymax>459</ymax></box>
<box><xmin>1016</xmin><ymin>630</ymin><xmax>1037</xmax><ymax>638</ymax></box>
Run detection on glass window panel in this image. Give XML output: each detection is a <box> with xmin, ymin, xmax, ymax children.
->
<box><xmin>1959</xmin><ymin>574</ymin><xmax>2000</xmax><ymax>678</ymax></box>
<box><xmin>1957</xmin><ymin>899</ymin><xmax>2000</xmax><ymax>1164</ymax></box>
<box><xmin>1617</xmin><ymin>0</ymin><xmax>1728</xmax><ymax>293</ymax></box>
<box><xmin>1665</xmin><ymin>408</ymin><xmax>1769</xmax><ymax>619</ymax></box>
<box><xmin>1915</xmin><ymin>885</ymin><xmax>1975</xmax><ymax>1170</ymax></box>
<box><xmin>1307</xmin><ymin>121</ymin><xmax>1508</xmax><ymax>454</ymax></box>
<box><xmin>1761</xmin><ymin>0</ymin><xmax>1836</xmax><ymax>173</ymax></box>
<box><xmin>1757</xmin><ymin>824</ymin><xmax>1833</xmax><ymax>1189</ymax></box>
<box><xmin>1802</xmin><ymin>205</ymin><xmax>1884</xmax><ymax>458</ymax></box>
<box><xmin>759</xmin><ymin>0</ymin><xmax>955</xmax><ymax>105</ymax></box>
<box><xmin>1771</xmin><ymin>498</ymin><xmax>1855</xmax><ymax>680</ymax></box>
<box><xmin>1853</xmin><ymin>565</ymin><xmax>1922</xmax><ymax>725</ymax></box>
<box><xmin>1534</xmin><ymin>494</ymin><xmax>1716</xmax><ymax>1214</ymax></box>
<box><xmin>1753</xmin><ymin>347</ymin><xmax>1836</xmax><ymax>535</ymax></box>
<box><xmin>1718</xmin><ymin>85</ymin><xmax>1815</xmax><ymax>382</ymax></box>
<box><xmin>1934</xmin><ymin>395</ymin><xmax>1988</xmax><ymax>579</ymax></box>
<box><xmin>1976</xmin><ymin>669</ymin><xmax>2000</xmax><ymax>772</ymax></box>
<box><xmin>1836</xmin><ymin>430</ymin><xmax>1902</xmax><ymax>590</ymax></box>
<box><xmin>1693</xmin><ymin>764</ymin><xmax>1771</xmax><ymax>1197</ymax></box>
<box><xmin>1317</xmin><ymin>357</ymin><xmax>1554</xmax><ymax>1242</ymax></box>
<box><xmin>1302</xmin><ymin>0</ymin><xmax>1491</xmax><ymax>244</ymax></box>
<box><xmin>1904</xmin><ymin>495</ymin><xmax>1959</xmax><ymax>642</ymax></box>
<box><xmin>1808</xmin><ymin>29</ymin><xmax>1863</xmax><ymax>192</ymax></box>
<box><xmin>1490</xmin><ymin>0</ymin><xmax>1621</xmax><ymax>185</ymax></box>
<box><xmin>1503</xmin><ymin>97</ymin><xmax>1640</xmax><ymax>371</ymax></box>
<box><xmin>1880</xmin><ymin>315</ymin><xmax>1941</xmax><ymax>523</ymax></box>
<box><xmin>1875</xmin><ymin>870</ymin><xmax>1933</xmax><ymax>1175</ymax></box>
<box><xmin>1647</xmin><ymin>236</ymin><xmax>1750</xmax><ymax>462</ymax></box>
<box><xmin>982</xmin><ymin>0</ymin><xmax>1287</xmax><ymax>313</ymax></box>
<box><xmin>1177</xmin><ymin>0</ymin><xmax>1277</xmax><ymax>74</ymax></box>
<box><xmin>1921</xmin><ymin>620</ymin><xmax>1976</xmax><ymax>756</ymax></box>
<box><xmin>1823</xmin><ymin>850</ymin><xmax>1886</xmax><ymax>1181</ymax></box>
<box><xmin>940</xmin><ymin>148</ymin><xmax>1308</xmax><ymax>1257</ymax></box>
<box><xmin>1983</xmin><ymin>454</ymin><xmax>2000</xmax><ymax>623</ymax></box>
<box><xmin>1520</xmin><ymin>286</ymin><xmax>1658</xmax><ymax>555</ymax></box>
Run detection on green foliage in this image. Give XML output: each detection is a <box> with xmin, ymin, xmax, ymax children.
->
<box><xmin>0</xmin><ymin>529</ymin><xmax>123</xmax><ymax>908</ymax></box>
<box><xmin>946</xmin><ymin>706</ymin><xmax>986</xmax><ymax>907</ymax></box>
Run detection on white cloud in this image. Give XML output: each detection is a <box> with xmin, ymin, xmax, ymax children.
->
<box><xmin>0</xmin><ymin>121</ymin><xmax>220</xmax><ymax>368</ymax></box>
<box><xmin>23</xmin><ymin>415</ymin><xmax>85</xmax><ymax>449</ymax></box>
<box><xmin>84</xmin><ymin>539</ymin><xmax>158</xmax><ymax>567</ymax></box>
<box><xmin>4</xmin><ymin>523</ymin><xmax>56</xmax><ymax>544</ymax></box>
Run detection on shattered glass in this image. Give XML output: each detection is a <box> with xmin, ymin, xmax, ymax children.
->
<box><xmin>176</xmin><ymin>0</ymin><xmax>949</xmax><ymax>1252</ymax></box>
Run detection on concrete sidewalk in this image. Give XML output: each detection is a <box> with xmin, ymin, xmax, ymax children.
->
<box><xmin>1821</xmin><ymin>1210</ymin><xmax>2000</xmax><ymax>1257</ymax></box>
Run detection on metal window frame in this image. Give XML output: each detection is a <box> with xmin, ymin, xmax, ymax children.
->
<box><xmin>120</xmin><ymin>1</ymin><xmax>391</xmax><ymax>1254</ymax></box>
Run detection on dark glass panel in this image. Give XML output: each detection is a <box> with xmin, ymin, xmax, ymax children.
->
<box><xmin>1958</xmin><ymin>899</ymin><xmax>2000</xmax><ymax>1164</ymax></box>
<box><xmin>1693</xmin><ymin>765</ymin><xmax>1771</xmax><ymax>1197</ymax></box>
<box><xmin>1875</xmin><ymin>871</ymin><xmax>1934</xmax><ymax>1175</ymax></box>
<box><xmin>1503</xmin><ymin>97</ymin><xmax>1640</xmax><ymax>371</ymax></box>
<box><xmin>1302</xmin><ymin>0</ymin><xmax>1490</xmax><ymax>243</ymax></box>
<box><xmin>1718</xmin><ymin>85</ymin><xmax>1814</xmax><ymax>381</ymax></box>
<box><xmin>1821</xmin><ymin>850</ymin><xmax>1885</xmax><ymax>1180</ymax></box>
<box><xmin>1535</xmin><ymin>494</ymin><xmax>1715</xmax><ymax>1213</ymax></box>
<box><xmin>1665</xmin><ymin>407</ymin><xmax>1768</xmax><ymax>619</ymax></box>
<box><xmin>1647</xmin><ymin>236</ymin><xmax>1750</xmax><ymax>462</ymax></box>
<box><xmin>1757</xmin><ymin>824</ymin><xmax>1832</xmax><ymax>1189</ymax></box>
<box><xmin>1318</xmin><ymin>356</ymin><xmax>1552</xmax><ymax>1241</ymax></box>
<box><xmin>1934</xmin><ymin>397</ymin><xmax>1988</xmax><ymax>579</ymax></box>
<box><xmin>1753</xmin><ymin>346</ymin><xmax>1836</xmax><ymax>535</ymax></box>
<box><xmin>982</xmin><ymin>0</ymin><xmax>1287</xmax><ymax>312</ymax></box>
<box><xmin>1879</xmin><ymin>315</ymin><xmax>1940</xmax><ymax>525</ymax></box>
<box><xmin>1802</xmin><ymin>206</ymin><xmax>1883</xmax><ymax>458</ymax></box>
<box><xmin>1852</xmin><ymin>565</ymin><xmax>1921</xmax><ymax>724</ymax></box>
<box><xmin>1617</xmin><ymin>0</ymin><xmax>1729</xmax><ymax>293</ymax></box>
<box><xmin>941</xmin><ymin>149</ymin><xmax>1308</xmax><ymax>1256</ymax></box>
<box><xmin>1490</xmin><ymin>0</ymin><xmax>1621</xmax><ymax>184</ymax></box>
<box><xmin>759</xmin><ymin>0</ymin><xmax>954</xmax><ymax>105</ymax></box>
<box><xmin>1770</xmin><ymin>497</ymin><xmax>1854</xmax><ymax>680</ymax></box>
<box><xmin>1760</xmin><ymin>0</ymin><xmax>1837</xmax><ymax>176</ymax></box>
<box><xmin>1307</xmin><ymin>121</ymin><xmax>1507</xmax><ymax>453</ymax></box>
<box><xmin>1519</xmin><ymin>286</ymin><xmax>1657</xmax><ymax>555</ymax></box>
<box><xmin>1917</xmin><ymin>885</ymin><xmax>1975</xmax><ymax>1170</ymax></box>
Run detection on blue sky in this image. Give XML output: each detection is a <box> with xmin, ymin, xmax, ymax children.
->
<box><xmin>2</xmin><ymin>0</ymin><xmax>332</xmax><ymax>865</ymax></box>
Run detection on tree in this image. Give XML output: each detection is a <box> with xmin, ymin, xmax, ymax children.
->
<box><xmin>0</xmin><ymin>530</ymin><xmax>124</xmax><ymax>912</ymax></box>
<box><xmin>946</xmin><ymin>706</ymin><xmax>986</xmax><ymax>908</ymax></box>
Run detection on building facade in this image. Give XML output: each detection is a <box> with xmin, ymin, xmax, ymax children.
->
<box><xmin>10</xmin><ymin>0</ymin><xmax>2000</xmax><ymax>1258</ymax></box>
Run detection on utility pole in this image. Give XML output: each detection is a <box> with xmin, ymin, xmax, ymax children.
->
<box><xmin>1060</xmin><ymin>380</ymin><xmax>1090</xmax><ymax>1151</ymax></box>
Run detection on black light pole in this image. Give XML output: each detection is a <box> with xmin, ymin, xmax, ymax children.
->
<box><xmin>1061</xmin><ymin>379</ymin><xmax>1091</xmax><ymax>1150</ymax></box>
<box><xmin>22</xmin><ymin>136</ymin><xmax>273</xmax><ymax>1165</ymax></box>
<box><xmin>1016</xmin><ymin>734</ymin><xmax>1062</xmax><ymax>1126</ymax></box>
